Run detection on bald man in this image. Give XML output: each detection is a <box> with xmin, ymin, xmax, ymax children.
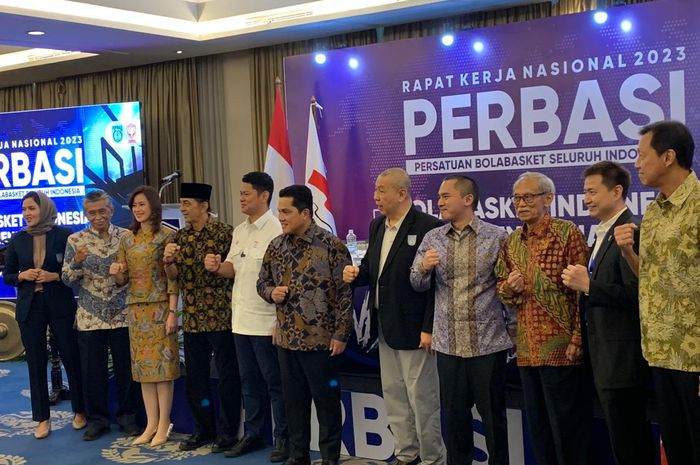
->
<box><xmin>343</xmin><ymin>168</ymin><xmax>445</xmax><ymax>465</ymax></box>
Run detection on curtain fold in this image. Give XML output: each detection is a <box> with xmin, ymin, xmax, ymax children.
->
<box><xmin>196</xmin><ymin>54</ymin><xmax>235</xmax><ymax>223</ymax></box>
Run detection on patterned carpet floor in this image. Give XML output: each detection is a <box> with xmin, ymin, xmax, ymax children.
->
<box><xmin>0</xmin><ymin>362</ymin><xmax>379</xmax><ymax>465</ymax></box>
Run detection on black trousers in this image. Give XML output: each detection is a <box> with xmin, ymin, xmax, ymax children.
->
<box><xmin>78</xmin><ymin>327</ymin><xmax>139</xmax><ymax>429</ymax></box>
<box><xmin>183</xmin><ymin>330</ymin><xmax>241</xmax><ymax>441</ymax></box>
<box><xmin>17</xmin><ymin>292</ymin><xmax>84</xmax><ymax>421</ymax></box>
<box><xmin>519</xmin><ymin>365</ymin><xmax>593</xmax><ymax>465</ymax></box>
<box><xmin>278</xmin><ymin>348</ymin><xmax>342</xmax><ymax>462</ymax></box>
<box><xmin>437</xmin><ymin>350</ymin><xmax>510</xmax><ymax>465</ymax></box>
<box><xmin>596</xmin><ymin>385</ymin><xmax>654</xmax><ymax>465</ymax></box>
<box><xmin>651</xmin><ymin>367</ymin><xmax>700</xmax><ymax>465</ymax></box>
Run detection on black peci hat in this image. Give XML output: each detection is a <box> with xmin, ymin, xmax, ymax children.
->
<box><xmin>180</xmin><ymin>182</ymin><xmax>212</xmax><ymax>201</ymax></box>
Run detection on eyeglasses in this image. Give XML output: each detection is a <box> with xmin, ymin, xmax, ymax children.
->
<box><xmin>85</xmin><ymin>208</ymin><xmax>110</xmax><ymax>218</ymax></box>
<box><xmin>511</xmin><ymin>192</ymin><xmax>548</xmax><ymax>205</ymax></box>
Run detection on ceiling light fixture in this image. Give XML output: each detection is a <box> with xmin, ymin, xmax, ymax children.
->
<box><xmin>26</xmin><ymin>30</ymin><xmax>45</xmax><ymax>36</ymax></box>
<box><xmin>0</xmin><ymin>48</ymin><xmax>96</xmax><ymax>72</ymax></box>
<box><xmin>593</xmin><ymin>11</ymin><xmax>608</xmax><ymax>24</ymax></box>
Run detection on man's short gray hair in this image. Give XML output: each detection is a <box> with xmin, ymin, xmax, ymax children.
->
<box><xmin>379</xmin><ymin>168</ymin><xmax>412</xmax><ymax>193</ymax></box>
<box><xmin>514</xmin><ymin>172</ymin><xmax>556</xmax><ymax>194</ymax></box>
<box><xmin>83</xmin><ymin>189</ymin><xmax>114</xmax><ymax>210</ymax></box>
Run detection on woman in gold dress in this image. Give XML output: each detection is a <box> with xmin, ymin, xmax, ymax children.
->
<box><xmin>110</xmin><ymin>185</ymin><xmax>179</xmax><ymax>447</ymax></box>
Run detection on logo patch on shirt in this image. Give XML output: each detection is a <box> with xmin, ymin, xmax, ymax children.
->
<box><xmin>407</xmin><ymin>234</ymin><xmax>417</xmax><ymax>246</ymax></box>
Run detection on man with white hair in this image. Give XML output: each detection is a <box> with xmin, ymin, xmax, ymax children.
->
<box><xmin>495</xmin><ymin>172</ymin><xmax>592</xmax><ymax>465</ymax></box>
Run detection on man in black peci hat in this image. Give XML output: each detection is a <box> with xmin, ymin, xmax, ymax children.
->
<box><xmin>163</xmin><ymin>182</ymin><xmax>241</xmax><ymax>453</ymax></box>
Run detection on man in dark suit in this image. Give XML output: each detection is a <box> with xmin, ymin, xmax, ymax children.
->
<box><xmin>562</xmin><ymin>161</ymin><xmax>654</xmax><ymax>465</ymax></box>
<box><xmin>343</xmin><ymin>168</ymin><xmax>445</xmax><ymax>465</ymax></box>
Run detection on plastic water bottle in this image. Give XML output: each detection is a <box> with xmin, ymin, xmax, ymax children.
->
<box><xmin>346</xmin><ymin>229</ymin><xmax>358</xmax><ymax>264</ymax></box>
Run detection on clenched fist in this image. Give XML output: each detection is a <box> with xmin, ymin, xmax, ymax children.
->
<box><xmin>343</xmin><ymin>265</ymin><xmax>359</xmax><ymax>283</ymax></box>
<box><xmin>163</xmin><ymin>243</ymin><xmax>181</xmax><ymax>263</ymax></box>
<box><xmin>271</xmin><ymin>286</ymin><xmax>289</xmax><ymax>304</ymax></box>
<box><xmin>561</xmin><ymin>264</ymin><xmax>590</xmax><ymax>293</ymax></box>
<box><xmin>109</xmin><ymin>262</ymin><xmax>126</xmax><ymax>275</ymax></box>
<box><xmin>204</xmin><ymin>254</ymin><xmax>222</xmax><ymax>272</ymax></box>
<box><xmin>614</xmin><ymin>223</ymin><xmax>637</xmax><ymax>255</ymax></box>
<box><xmin>505</xmin><ymin>269</ymin><xmax>525</xmax><ymax>295</ymax></box>
<box><xmin>421</xmin><ymin>249</ymin><xmax>440</xmax><ymax>272</ymax></box>
<box><xmin>74</xmin><ymin>245</ymin><xmax>89</xmax><ymax>265</ymax></box>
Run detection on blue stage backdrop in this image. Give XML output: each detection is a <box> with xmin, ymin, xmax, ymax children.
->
<box><xmin>0</xmin><ymin>101</ymin><xmax>145</xmax><ymax>299</ymax></box>
<box><xmin>284</xmin><ymin>0</ymin><xmax>700</xmax><ymax>244</ymax></box>
<box><xmin>282</xmin><ymin>1</ymin><xmax>695</xmax><ymax>462</ymax></box>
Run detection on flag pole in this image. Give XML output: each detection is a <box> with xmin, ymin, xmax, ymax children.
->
<box><xmin>305</xmin><ymin>95</ymin><xmax>336</xmax><ymax>234</ymax></box>
<box><xmin>310</xmin><ymin>96</ymin><xmax>318</xmax><ymax>124</ymax></box>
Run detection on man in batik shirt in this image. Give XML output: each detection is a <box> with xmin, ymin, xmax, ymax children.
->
<box><xmin>62</xmin><ymin>189</ymin><xmax>139</xmax><ymax>440</ymax></box>
<box><xmin>496</xmin><ymin>172</ymin><xmax>591</xmax><ymax>465</ymax></box>
<box><xmin>163</xmin><ymin>182</ymin><xmax>240</xmax><ymax>453</ymax></box>
<box><xmin>411</xmin><ymin>175</ymin><xmax>514</xmax><ymax>465</ymax></box>
<box><xmin>257</xmin><ymin>185</ymin><xmax>353</xmax><ymax>465</ymax></box>
<box><xmin>615</xmin><ymin>121</ymin><xmax>700</xmax><ymax>465</ymax></box>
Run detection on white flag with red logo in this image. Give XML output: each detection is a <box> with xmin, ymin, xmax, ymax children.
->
<box><xmin>305</xmin><ymin>99</ymin><xmax>337</xmax><ymax>235</ymax></box>
<box><xmin>263</xmin><ymin>79</ymin><xmax>294</xmax><ymax>214</ymax></box>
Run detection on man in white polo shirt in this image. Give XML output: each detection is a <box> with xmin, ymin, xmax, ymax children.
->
<box><xmin>204</xmin><ymin>172</ymin><xmax>287</xmax><ymax>461</ymax></box>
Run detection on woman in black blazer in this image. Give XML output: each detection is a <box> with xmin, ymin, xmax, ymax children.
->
<box><xmin>3</xmin><ymin>191</ymin><xmax>85</xmax><ymax>439</ymax></box>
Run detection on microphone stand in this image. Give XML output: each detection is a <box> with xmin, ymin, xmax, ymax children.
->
<box><xmin>159</xmin><ymin>180</ymin><xmax>176</xmax><ymax>199</ymax></box>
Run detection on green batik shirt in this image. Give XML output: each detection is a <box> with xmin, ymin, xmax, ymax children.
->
<box><xmin>639</xmin><ymin>170</ymin><xmax>700</xmax><ymax>372</ymax></box>
<box><xmin>172</xmin><ymin>219</ymin><xmax>234</xmax><ymax>332</ymax></box>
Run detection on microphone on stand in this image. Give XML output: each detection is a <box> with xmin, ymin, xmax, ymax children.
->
<box><xmin>160</xmin><ymin>170</ymin><xmax>182</xmax><ymax>184</ymax></box>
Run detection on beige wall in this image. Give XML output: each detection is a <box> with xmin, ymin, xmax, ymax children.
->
<box><xmin>222</xmin><ymin>50</ymin><xmax>256</xmax><ymax>226</ymax></box>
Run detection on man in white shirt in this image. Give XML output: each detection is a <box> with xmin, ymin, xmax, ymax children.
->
<box><xmin>204</xmin><ymin>172</ymin><xmax>287</xmax><ymax>461</ymax></box>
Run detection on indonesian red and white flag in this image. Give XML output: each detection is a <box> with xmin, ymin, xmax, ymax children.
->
<box><xmin>263</xmin><ymin>79</ymin><xmax>294</xmax><ymax>214</ymax></box>
<box><xmin>305</xmin><ymin>98</ymin><xmax>337</xmax><ymax>235</ymax></box>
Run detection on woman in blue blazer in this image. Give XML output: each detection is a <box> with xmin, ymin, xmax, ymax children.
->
<box><xmin>3</xmin><ymin>191</ymin><xmax>85</xmax><ymax>439</ymax></box>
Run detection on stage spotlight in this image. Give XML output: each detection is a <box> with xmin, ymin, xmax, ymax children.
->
<box><xmin>620</xmin><ymin>19</ymin><xmax>632</xmax><ymax>32</ymax></box>
<box><xmin>348</xmin><ymin>57</ymin><xmax>359</xmax><ymax>69</ymax></box>
<box><xmin>473</xmin><ymin>41</ymin><xmax>484</xmax><ymax>53</ymax></box>
<box><xmin>441</xmin><ymin>34</ymin><xmax>455</xmax><ymax>46</ymax></box>
<box><xmin>314</xmin><ymin>53</ymin><xmax>327</xmax><ymax>64</ymax></box>
<box><xmin>593</xmin><ymin>11</ymin><xmax>608</xmax><ymax>24</ymax></box>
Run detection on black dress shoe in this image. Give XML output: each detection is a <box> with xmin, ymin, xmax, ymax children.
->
<box><xmin>224</xmin><ymin>434</ymin><xmax>265</xmax><ymax>457</ymax></box>
<box><xmin>83</xmin><ymin>424</ymin><xmax>110</xmax><ymax>441</ymax></box>
<box><xmin>179</xmin><ymin>432</ymin><xmax>215</xmax><ymax>451</ymax></box>
<box><xmin>281</xmin><ymin>457</ymin><xmax>311</xmax><ymax>465</ymax></box>
<box><xmin>321</xmin><ymin>460</ymin><xmax>339</xmax><ymax>465</ymax></box>
<box><xmin>119</xmin><ymin>423</ymin><xmax>141</xmax><ymax>437</ymax></box>
<box><xmin>212</xmin><ymin>436</ymin><xmax>237</xmax><ymax>454</ymax></box>
<box><xmin>270</xmin><ymin>437</ymin><xmax>290</xmax><ymax>462</ymax></box>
